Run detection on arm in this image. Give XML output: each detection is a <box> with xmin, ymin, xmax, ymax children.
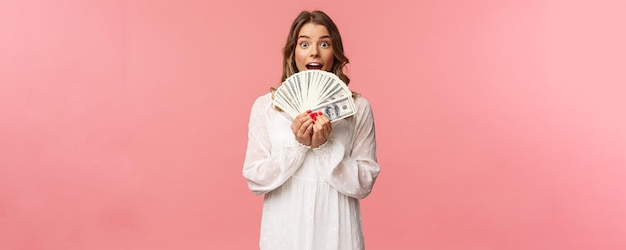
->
<box><xmin>242</xmin><ymin>96</ymin><xmax>309</xmax><ymax>195</ymax></box>
<box><xmin>313</xmin><ymin>98</ymin><xmax>381</xmax><ymax>199</ymax></box>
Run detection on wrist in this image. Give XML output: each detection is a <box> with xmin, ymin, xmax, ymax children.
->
<box><xmin>311</xmin><ymin>139</ymin><xmax>329</xmax><ymax>150</ymax></box>
<box><xmin>295</xmin><ymin>139</ymin><xmax>312</xmax><ymax>150</ymax></box>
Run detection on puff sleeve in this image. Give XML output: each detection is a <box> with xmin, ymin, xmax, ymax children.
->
<box><xmin>242</xmin><ymin>95</ymin><xmax>309</xmax><ymax>195</ymax></box>
<box><xmin>312</xmin><ymin>97</ymin><xmax>381</xmax><ymax>199</ymax></box>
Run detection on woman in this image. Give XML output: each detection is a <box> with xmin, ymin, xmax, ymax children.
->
<box><xmin>243</xmin><ymin>10</ymin><xmax>381</xmax><ymax>250</ymax></box>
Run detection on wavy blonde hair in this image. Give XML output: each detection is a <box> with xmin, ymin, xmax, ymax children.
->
<box><xmin>271</xmin><ymin>11</ymin><xmax>357</xmax><ymax>95</ymax></box>
<box><xmin>280</xmin><ymin>10</ymin><xmax>350</xmax><ymax>84</ymax></box>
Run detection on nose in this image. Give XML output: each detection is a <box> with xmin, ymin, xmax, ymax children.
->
<box><xmin>309</xmin><ymin>45</ymin><xmax>319</xmax><ymax>57</ymax></box>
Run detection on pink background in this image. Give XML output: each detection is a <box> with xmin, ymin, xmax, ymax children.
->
<box><xmin>2</xmin><ymin>0</ymin><xmax>625</xmax><ymax>249</ymax></box>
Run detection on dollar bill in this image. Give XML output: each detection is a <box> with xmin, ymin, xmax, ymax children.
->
<box><xmin>311</xmin><ymin>95</ymin><xmax>356</xmax><ymax>122</ymax></box>
<box><xmin>272</xmin><ymin>70</ymin><xmax>356</xmax><ymax>121</ymax></box>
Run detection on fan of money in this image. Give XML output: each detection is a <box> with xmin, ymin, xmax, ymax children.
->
<box><xmin>273</xmin><ymin>70</ymin><xmax>356</xmax><ymax>122</ymax></box>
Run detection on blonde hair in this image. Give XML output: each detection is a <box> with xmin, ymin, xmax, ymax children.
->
<box><xmin>280</xmin><ymin>10</ymin><xmax>350</xmax><ymax>85</ymax></box>
<box><xmin>271</xmin><ymin>10</ymin><xmax>358</xmax><ymax>107</ymax></box>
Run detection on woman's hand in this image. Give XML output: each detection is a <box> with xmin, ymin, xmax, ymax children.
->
<box><xmin>291</xmin><ymin>111</ymin><xmax>314</xmax><ymax>146</ymax></box>
<box><xmin>311</xmin><ymin>113</ymin><xmax>332</xmax><ymax>148</ymax></box>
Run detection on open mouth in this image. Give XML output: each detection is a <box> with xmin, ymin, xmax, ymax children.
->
<box><xmin>306</xmin><ymin>63</ymin><xmax>323</xmax><ymax>70</ymax></box>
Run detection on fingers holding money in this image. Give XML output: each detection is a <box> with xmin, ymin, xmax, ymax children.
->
<box><xmin>291</xmin><ymin>110</ymin><xmax>331</xmax><ymax>148</ymax></box>
<box><xmin>291</xmin><ymin>111</ymin><xmax>315</xmax><ymax>146</ymax></box>
<box><xmin>311</xmin><ymin>113</ymin><xmax>332</xmax><ymax>148</ymax></box>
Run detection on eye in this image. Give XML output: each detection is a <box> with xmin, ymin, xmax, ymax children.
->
<box><xmin>299</xmin><ymin>41</ymin><xmax>309</xmax><ymax>48</ymax></box>
<box><xmin>320</xmin><ymin>41</ymin><xmax>331</xmax><ymax>48</ymax></box>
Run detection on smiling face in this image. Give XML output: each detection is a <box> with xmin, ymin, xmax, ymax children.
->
<box><xmin>294</xmin><ymin>23</ymin><xmax>335</xmax><ymax>72</ymax></box>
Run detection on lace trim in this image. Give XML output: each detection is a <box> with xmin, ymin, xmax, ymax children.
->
<box><xmin>312</xmin><ymin>139</ymin><xmax>330</xmax><ymax>151</ymax></box>
<box><xmin>296</xmin><ymin>140</ymin><xmax>312</xmax><ymax>150</ymax></box>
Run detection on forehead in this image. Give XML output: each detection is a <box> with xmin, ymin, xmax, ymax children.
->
<box><xmin>297</xmin><ymin>23</ymin><xmax>330</xmax><ymax>38</ymax></box>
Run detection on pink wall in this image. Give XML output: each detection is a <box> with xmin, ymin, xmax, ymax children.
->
<box><xmin>1</xmin><ymin>0</ymin><xmax>625</xmax><ymax>249</ymax></box>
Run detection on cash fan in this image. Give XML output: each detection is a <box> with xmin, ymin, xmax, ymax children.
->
<box><xmin>273</xmin><ymin>70</ymin><xmax>356</xmax><ymax>122</ymax></box>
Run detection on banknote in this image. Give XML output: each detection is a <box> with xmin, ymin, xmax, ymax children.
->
<box><xmin>273</xmin><ymin>70</ymin><xmax>356</xmax><ymax>122</ymax></box>
<box><xmin>310</xmin><ymin>95</ymin><xmax>356</xmax><ymax>122</ymax></box>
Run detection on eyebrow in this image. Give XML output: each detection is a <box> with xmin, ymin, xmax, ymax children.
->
<box><xmin>298</xmin><ymin>35</ymin><xmax>331</xmax><ymax>39</ymax></box>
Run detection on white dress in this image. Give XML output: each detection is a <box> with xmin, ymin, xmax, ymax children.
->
<box><xmin>243</xmin><ymin>92</ymin><xmax>381</xmax><ymax>250</ymax></box>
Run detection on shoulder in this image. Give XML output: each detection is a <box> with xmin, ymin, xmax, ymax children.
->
<box><xmin>351</xmin><ymin>94</ymin><xmax>376</xmax><ymax>124</ymax></box>
<box><xmin>354</xmin><ymin>95</ymin><xmax>374</xmax><ymax>113</ymax></box>
<box><xmin>251</xmin><ymin>92</ymin><xmax>273</xmax><ymax>110</ymax></box>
